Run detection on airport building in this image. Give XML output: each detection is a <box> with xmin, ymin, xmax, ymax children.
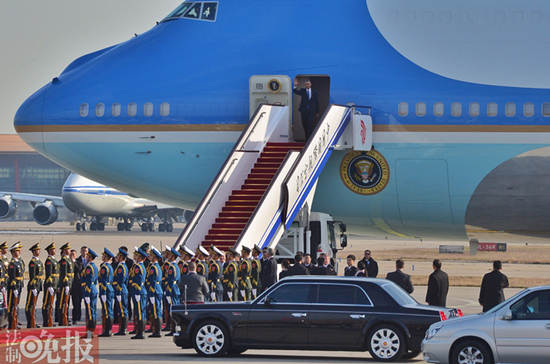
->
<box><xmin>0</xmin><ymin>134</ymin><xmax>73</xmax><ymax>220</ymax></box>
<box><xmin>0</xmin><ymin>134</ymin><xmax>70</xmax><ymax>195</ymax></box>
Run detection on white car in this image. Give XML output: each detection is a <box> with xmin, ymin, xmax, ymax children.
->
<box><xmin>422</xmin><ymin>286</ymin><xmax>550</xmax><ymax>364</ymax></box>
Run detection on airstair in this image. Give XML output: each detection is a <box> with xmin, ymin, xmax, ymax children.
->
<box><xmin>174</xmin><ymin>104</ymin><xmax>354</xmax><ymax>253</ymax></box>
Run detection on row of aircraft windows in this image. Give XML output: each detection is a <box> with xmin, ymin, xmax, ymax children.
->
<box><xmin>79</xmin><ymin>102</ymin><xmax>170</xmax><ymax>117</ymax></box>
<box><xmin>398</xmin><ymin>102</ymin><xmax>549</xmax><ymax>118</ymax></box>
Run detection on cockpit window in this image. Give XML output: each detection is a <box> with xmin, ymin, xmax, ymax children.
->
<box><xmin>163</xmin><ymin>2</ymin><xmax>218</xmax><ymax>23</ymax></box>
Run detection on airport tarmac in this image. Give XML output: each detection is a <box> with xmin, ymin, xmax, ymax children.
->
<box><xmin>0</xmin><ymin>221</ymin><xmax>538</xmax><ymax>363</ymax></box>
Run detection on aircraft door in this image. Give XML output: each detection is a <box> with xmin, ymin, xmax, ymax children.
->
<box><xmin>249</xmin><ymin>75</ymin><xmax>292</xmax><ymax>140</ymax></box>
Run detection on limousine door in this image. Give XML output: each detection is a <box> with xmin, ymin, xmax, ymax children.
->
<box><xmin>246</xmin><ymin>283</ymin><xmax>314</xmax><ymax>347</ymax></box>
<box><xmin>308</xmin><ymin>283</ymin><xmax>373</xmax><ymax>348</ymax></box>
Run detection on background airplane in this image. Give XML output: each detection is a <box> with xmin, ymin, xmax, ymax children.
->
<box><xmin>0</xmin><ymin>173</ymin><xmax>191</xmax><ymax>232</ymax></box>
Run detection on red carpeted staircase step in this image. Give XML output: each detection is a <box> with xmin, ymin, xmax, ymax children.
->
<box><xmin>245</xmin><ymin>178</ymin><xmax>272</xmax><ymax>184</ymax></box>
<box><xmin>212</xmin><ymin>222</ymin><xmax>247</xmax><ymax>229</ymax></box>
<box><xmin>222</xmin><ymin>206</ymin><xmax>255</xmax><ymax>212</ymax></box>
<box><xmin>219</xmin><ymin>211</ymin><xmax>252</xmax><ymax>218</ymax></box>
<box><xmin>215</xmin><ymin>217</ymin><xmax>249</xmax><ymax>224</ymax></box>
<box><xmin>248</xmin><ymin>172</ymin><xmax>276</xmax><ymax>179</ymax></box>
<box><xmin>232</xmin><ymin>189</ymin><xmax>265</xmax><ymax>195</ymax></box>
<box><xmin>208</xmin><ymin>228</ymin><xmax>242</xmax><ymax>235</ymax></box>
<box><xmin>241</xmin><ymin>184</ymin><xmax>268</xmax><ymax>190</ymax></box>
<box><xmin>225</xmin><ymin>200</ymin><xmax>259</xmax><ymax>206</ymax></box>
<box><xmin>205</xmin><ymin>233</ymin><xmax>241</xmax><ymax>240</ymax></box>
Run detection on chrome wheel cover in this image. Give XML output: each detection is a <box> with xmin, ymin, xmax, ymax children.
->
<box><xmin>195</xmin><ymin>324</ymin><xmax>225</xmax><ymax>355</ymax></box>
<box><xmin>370</xmin><ymin>328</ymin><xmax>400</xmax><ymax>359</ymax></box>
<box><xmin>457</xmin><ymin>346</ymin><xmax>484</xmax><ymax>364</ymax></box>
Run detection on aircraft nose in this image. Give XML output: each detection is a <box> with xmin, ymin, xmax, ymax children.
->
<box><xmin>14</xmin><ymin>86</ymin><xmax>47</xmax><ymax>153</ymax></box>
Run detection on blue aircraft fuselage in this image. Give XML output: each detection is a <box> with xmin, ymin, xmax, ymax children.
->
<box><xmin>14</xmin><ymin>1</ymin><xmax>550</xmax><ymax>241</ymax></box>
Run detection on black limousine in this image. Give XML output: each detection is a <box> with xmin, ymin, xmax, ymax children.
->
<box><xmin>172</xmin><ymin>276</ymin><xmax>462</xmax><ymax>362</ymax></box>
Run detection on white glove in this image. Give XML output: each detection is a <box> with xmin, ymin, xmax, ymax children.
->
<box><xmin>166</xmin><ymin>296</ymin><xmax>172</xmax><ymax>305</ymax></box>
<box><xmin>65</xmin><ymin>286</ymin><xmax>70</xmax><ymax>295</ymax></box>
<box><xmin>240</xmin><ymin>290</ymin><xmax>245</xmax><ymax>299</ymax></box>
<box><xmin>252</xmin><ymin>289</ymin><xmax>257</xmax><ymax>297</ymax></box>
<box><xmin>48</xmin><ymin>287</ymin><xmax>55</xmax><ymax>296</ymax></box>
<box><xmin>135</xmin><ymin>295</ymin><xmax>140</xmax><ymax>302</ymax></box>
<box><xmin>101</xmin><ymin>295</ymin><xmax>106</xmax><ymax>303</ymax></box>
<box><xmin>210</xmin><ymin>292</ymin><xmax>216</xmax><ymax>301</ymax></box>
<box><xmin>84</xmin><ymin>297</ymin><xmax>90</xmax><ymax>304</ymax></box>
<box><xmin>227</xmin><ymin>292</ymin><xmax>233</xmax><ymax>300</ymax></box>
<box><xmin>149</xmin><ymin>297</ymin><xmax>155</xmax><ymax>304</ymax></box>
<box><xmin>13</xmin><ymin>289</ymin><xmax>18</xmax><ymax>298</ymax></box>
<box><xmin>116</xmin><ymin>295</ymin><xmax>122</xmax><ymax>302</ymax></box>
<box><xmin>32</xmin><ymin>289</ymin><xmax>38</xmax><ymax>297</ymax></box>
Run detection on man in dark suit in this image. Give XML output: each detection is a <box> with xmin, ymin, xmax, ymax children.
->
<box><xmin>293</xmin><ymin>78</ymin><xmax>320</xmax><ymax>140</ymax></box>
<box><xmin>179</xmin><ymin>262</ymin><xmax>209</xmax><ymax>304</ymax></box>
<box><xmin>71</xmin><ymin>246</ymin><xmax>87</xmax><ymax>324</ymax></box>
<box><xmin>344</xmin><ymin>255</ymin><xmax>358</xmax><ymax>276</ymax></box>
<box><xmin>479</xmin><ymin>260</ymin><xmax>509</xmax><ymax>312</ymax></box>
<box><xmin>360</xmin><ymin>250</ymin><xmax>379</xmax><ymax>278</ymax></box>
<box><xmin>426</xmin><ymin>259</ymin><xmax>449</xmax><ymax>307</ymax></box>
<box><xmin>287</xmin><ymin>254</ymin><xmax>309</xmax><ymax>276</ymax></box>
<box><xmin>386</xmin><ymin>259</ymin><xmax>414</xmax><ymax>293</ymax></box>
<box><xmin>260</xmin><ymin>248</ymin><xmax>277</xmax><ymax>292</ymax></box>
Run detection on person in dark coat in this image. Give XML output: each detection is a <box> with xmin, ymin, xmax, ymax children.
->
<box><xmin>355</xmin><ymin>260</ymin><xmax>367</xmax><ymax>277</ymax></box>
<box><xmin>426</xmin><ymin>259</ymin><xmax>449</xmax><ymax>307</ymax></box>
<box><xmin>344</xmin><ymin>255</ymin><xmax>358</xmax><ymax>277</ymax></box>
<box><xmin>360</xmin><ymin>250</ymin><xmax>379</xmax><ymax>277</ymax></box>
<box><xmin>386</xmin><ymin>259</ymin><xmax>414</xmax><ymax>294</ymax></box>
<box><xmin>179</xmin><ymin>262</ymin><xmax>209</xmax><ymax>304</ymax></box>
<box><xmin>71</xmin><ymin>246</ymin><xmax>87</xmax><ymax>324</ymax></box>
<box><xmin>287</xmin><ymin>254</ymin><xmax>309</xmax><ymax>276</ymax></box>
<box><xmin>310</xmin><ymin>257</ymin><xmax>328</xmax><ymax>275</ymax></box>
<box><xmin>479</xmin><ymin>260</ymin><xmax>509</xmax><ymax>312</ymax></box>
<box><xmin>279</xmin><ymin>260</ymin><xmax>291</xmax><ymax>280</ymax></box>
<box><xmin>260</xmin><ymin>248</ymin><xmax>277</xmax><ymax>292</ymax></box>
<box><xmin>292</xmin><ymin>78</ymin><xmax>320</xmax><ymax>140</ymax></box>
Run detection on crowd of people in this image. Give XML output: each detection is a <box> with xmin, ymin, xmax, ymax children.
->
<box><xmin>0</xmin><ymin>242</ymin><xmax>511</xmax><ymax>339</ymax></box>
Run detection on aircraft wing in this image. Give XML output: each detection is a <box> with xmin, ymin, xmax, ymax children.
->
<box><xmin>132</xmin><ymin>204</ymin><xmax>184</xmax><ymax>217</ymax></box>
<box><xmin>0</xmin><ymin>192</ymin><xmax>65</xmax><ymax>207</ymax></box>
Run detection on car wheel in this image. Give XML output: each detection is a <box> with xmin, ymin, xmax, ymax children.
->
<box><xmin>192</xmin><ymin>320</ymin><xmax>229</xmax><ymax>357</ymax></box>
<box><xmin>368</xmin><ymin>325</ymin><xmax>405</xmax><ymax>362</ymax></box>
<box><xmin>451</xmin><ymin>339</ymin><xmax>493</xmax><ymax>364</ymax></box>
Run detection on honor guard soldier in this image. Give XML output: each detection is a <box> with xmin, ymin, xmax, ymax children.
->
<box><xmin>82</xmin><ymin>248</ymin><xmax>98</xmax><ymax>338</ymax></box>
<box><xmin>57</xmin><ymin>242</ymin><xmax>74</xmax><ymax>326</ymax></box>
<box><xmin>139</xmin><ymin>243</ymin><xmax>151</xmax><ymax>269</ymax></box>
<box><xmin>43</xmin><ymin>243</ymin><xmax>58</xmax><ymax>327</ymax></box>
<box><xmin>207</xmin><ymin>246</ymin><xmax>224</xmax><ymax>302</ymax></box>
<box><xmin>26</xmin><ymin>243</ymin><xmax>44</xmax><ymax>328</ymax></box>
<box><xmin>130</xmin><ymin>247</ymin><xmax>148</xmax><ymax>340</ymax></box>
<box><xmin>0</xmin><ymin>242</ymin><xmax>8</xmax><ymax>308</ymax></box>
<box><xmin>250</xmin><ymin>245</ymin><xmax>262</xmax><ymax>299</ymax></box>
<box><xmin>98</xmin><ymin>248</ymin><xmax>115</xmax><ymax>337</ymax></box>
<box><xmin>113</xmin><ymin>248</ymin><xmax>129</xmax><ymax>336</ymax></box>
<box><xmin>222</xmin><ymin>249</ymin><xmax>239</xmax><ymax>302</ymax></box>
<box><xmin>177</xmin><ymin>246</ymin><xmax>194</xmax><ymax>277</ymax></box>
<box><xmin>146</xmin><ymin>248</ymin><xmax>163</xmax><ymax>338</ymax></box>
<box><xmin>161</xmin><ymin>247</ymin><xmax>171</xmax><ymax>332</ymax></box>
<box><xmin>164</xmin><ymin>248</ymin><xmax>181</xmax><ymax>336</ymax></box>
<box><xmin>7</xmin><ymin>242</ymin><xmax>24</xmax><ymax>329</ymax></box>
<box><xmin>238</xmin><ymin>246</ymin><xmax>253</xmax><ymax>301</ymax></box>
<box><xmin>194</xmin><ymin>246</ymin><xmax>209</xmax><ymax>277</ymax></box>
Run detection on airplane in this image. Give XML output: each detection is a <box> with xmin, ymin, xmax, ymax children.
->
<box><xmin>12</xmin><ymin>0</ymin><xmax>550</xmax><ymax>245</ymax></box>
<box><xmin>0</xmin><ymin>173</ymin><xmax>190</xmax><ymax>232</ymax></box>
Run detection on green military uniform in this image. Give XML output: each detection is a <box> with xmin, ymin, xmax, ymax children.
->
<box><xmin>26</xmin><ymin>243</ymin><xmax>44</xmax><ymax>328</ymax></box>
<box><xmin>250</xmin><ymin>259</ymin><xmax>261</xmax><ymax>299</ymax></box>
<box><xmin>7</xmin><ymin>242</ymin><xmax>24</xmax><ymax>329</ymax></box>
<box><xmin>57</xmin><ymin>243</ymin><xmax>75</xmax><ymax>326</ymax></box>
<box><xmin>222</xmin><ymin>258</ymin><xmax>238</xmax><ymax>301</ymax></box>
<box><xmin>238</xmin><ymin>258</ymin><xmax>252</xmax><ymax>301</ymax></box>
<box><xmin>43</xmin><ymin>243</ymin><xmax>59</xmax><ymax>327</ymax></box>
<box><xmin>0</xmin><ymin>241</ymin><xmax>8</xmax><ymax>297</ymax></box>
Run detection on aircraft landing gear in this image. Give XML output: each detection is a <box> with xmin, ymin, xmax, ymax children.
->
<box><xmin>76</xmin><ymin>222</ymin><xmax>86</xmax><ymax>231</ymax></box>
<box><xmin>140</xmin><ymin>222</ymin><xmax>154</xmax><ymax>232</ymax></box>
<box><xmin>158</xmin><ymin>222</ymin><xmax>173</xmax><ymax>232</ymax></box>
